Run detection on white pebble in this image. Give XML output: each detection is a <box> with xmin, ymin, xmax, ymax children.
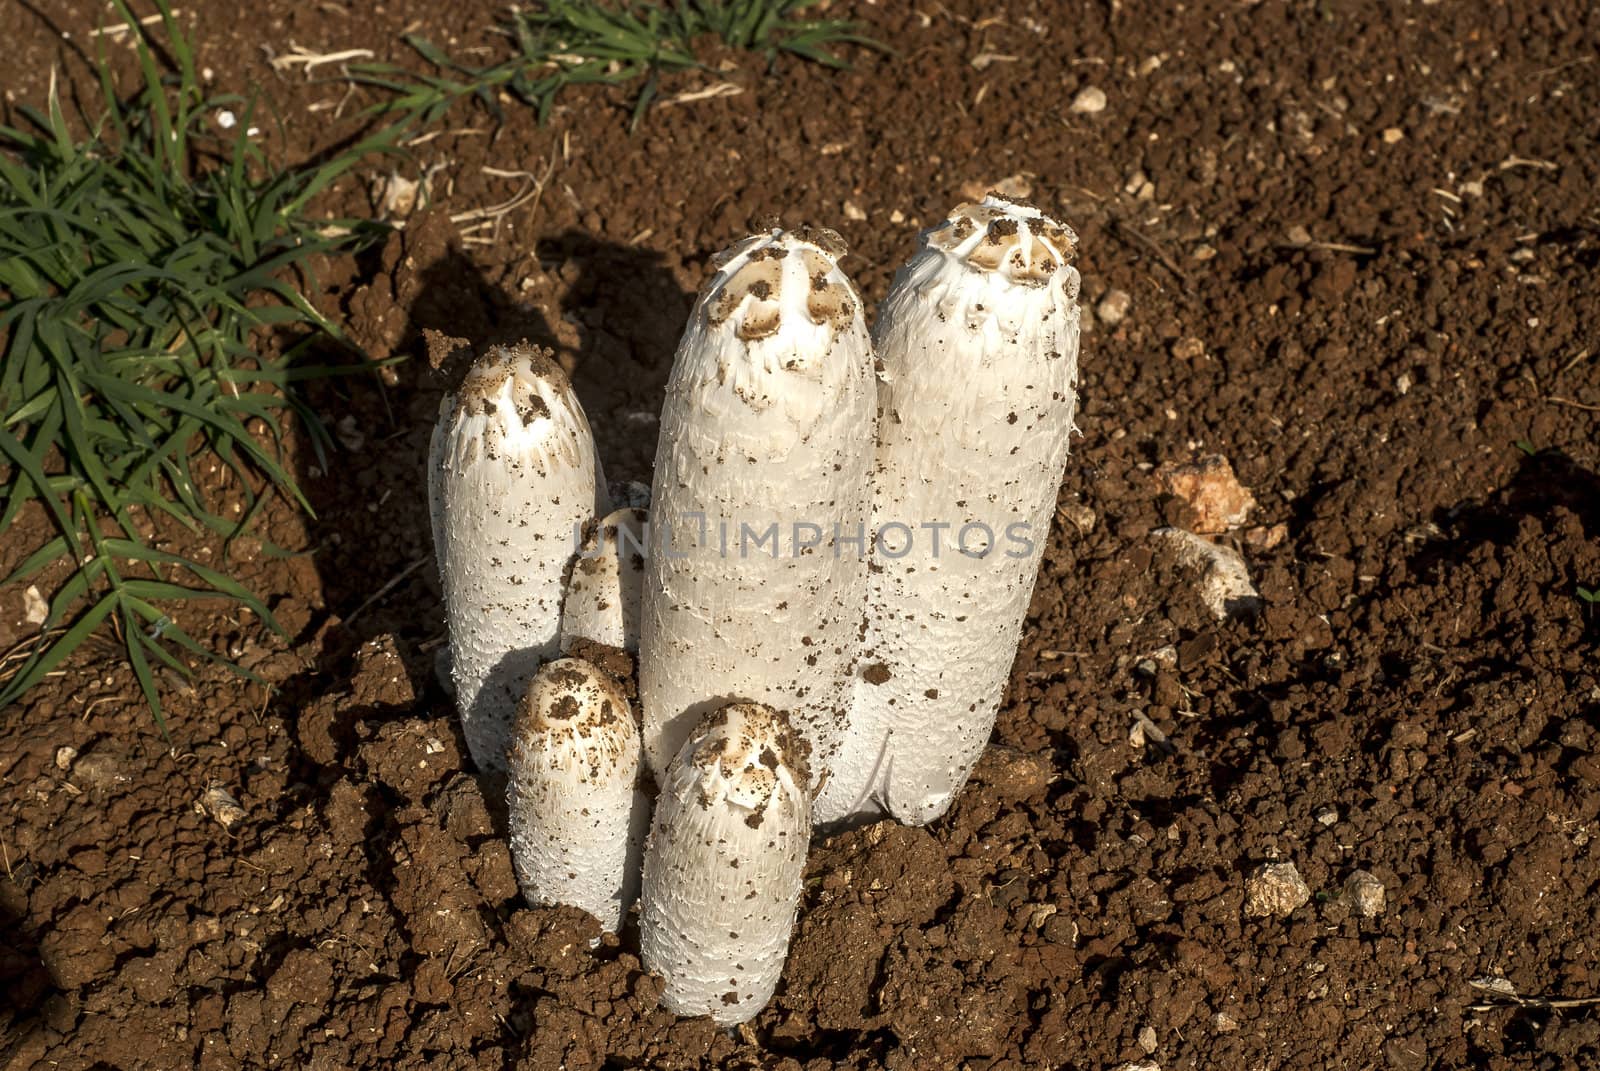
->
<box><xmin>1096</xmin><ymin>288</ymin><xmax>1132</xmax><ymax>326</ymax></box>
<box><xmin>1071</xmin><ymin>86</ymin><xmax>1108</xmax><ymax>114</ymax></box>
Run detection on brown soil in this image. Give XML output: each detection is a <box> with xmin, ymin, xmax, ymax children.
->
<box><xmin>4</xmin><ymin>1</ymin><xmax>1599</xmax><ymax>1069</ymax></box>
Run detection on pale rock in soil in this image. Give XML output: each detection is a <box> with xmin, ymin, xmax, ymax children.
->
<box><xmin>1151</xmin><ymin>528</ymin><xmax>1261</xmax><ymax>619</ymax></box>
<box><xmin>23</xmin><ymin>584</ymin><xmax>48</xmax><ymax>625</ymax></box>
<box><xmin>1243</xmin><ymin>861</ymin><xmax>1311</xmax><ymax>918</ymax></box>
<box><xmin>1342</xmin><ymin>869</ymin><xmax>1387</xmax><ymax>918</ymax></box>
<box><xmin>1071</xmin><ymin>86</ymin><xmax>1108</xmax><ymax>113</ymax></box>
<box><xmin>1096</xmin><ymin>288</ymin><xmax>1132</xmax><ymax>325</ymax></box>
<box><xmin>1158</xmin><ymin>454</ymin><xmax>1257</xmax><ymax>533</ymax></box>
<box><xmin>1170</xmin><ymin>336</ymin><xmax>1206</xmax><ymax>360</ymax></box>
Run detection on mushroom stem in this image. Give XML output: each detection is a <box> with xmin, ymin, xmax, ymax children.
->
<box><xmin>506</xmin><ymin>657</ymin><xmax>648</xmax><ymax>933</ymax></box>
<box><xmin>638</xmin><ymin>228</ymin><xmax>877</xmax><ymax>794</ymax></box>
<box><xmin>639</xmin><ymin>702</ymin><xmax>811</xmax><ymax>1025</ymax></box>
<box><xmin>815</xmin><ymin>197</ymin><xmax>1082</xmax><ymax>826</ymax></box>
<box><xmin>428</xmin><ymin>343</ymin><xmax>608</xmax><ymax>773</ymax></box>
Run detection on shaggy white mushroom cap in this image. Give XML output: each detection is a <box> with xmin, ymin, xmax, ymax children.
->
<box><xmin>639</xmin><ymin>228</ymin><xmax>876</xmax><ymax>795</ymax></box>
<box><xmin>815</xmin><ymin>196</ymin><xmax>1081</xmax><ymax>826</ymax></box>
<box><xmin>428</xmin><ymin>343</ymin><xmax>608</xmax><ymax>773</ymax></box>
<box><xmin>506</xmin><ymin>656</ymin><xmax>649</xmax><ymax>934</ymax></box>
<box><xmin>560</xmin><ymin>507</ymin><xmax>650</xmax><ymax>654</ymax></box>
<box><xmin>639</xmin><ymin>702</ymin><xmax>812</xmax><ymax>1025</ymax></box>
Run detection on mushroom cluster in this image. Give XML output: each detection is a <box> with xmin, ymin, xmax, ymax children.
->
<box><xmin>429</xmin><ymin>196</ymin><xmax>1082</xmax><ymax>1025</ymax></box>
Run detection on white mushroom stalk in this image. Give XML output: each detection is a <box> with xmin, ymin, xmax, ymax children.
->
<box><xmin>815</xmin><ymin>196</ymin><xmax>1082</xmax><ymax>826</ymax></box>
<box><xmin>638</xmin><ymin>228</ymin><xmax>876</xmax><ymax>792</ymax></box>
<box><xmin>428</xmin><ymin>343</ymin><xmax>608</xmax><ymax>773</ymax></box>
<box><xmin>639</xmin><ymin>702</ymin><xmax>811</xmax><ymax>1024</ymax></box>
<box><xmin>560</xmin><ymin>507</ymin><xmax>650</xmax><ymax>654</ymax></box>
<box><xmin>506</xmin><ymin>656</ymin><xmax>649</xmax><ymax>933</ymax></box>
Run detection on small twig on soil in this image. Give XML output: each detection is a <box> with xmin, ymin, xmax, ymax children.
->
<box><xmin>268</xmin><ymin>45</ymin><xmax>376</xmax><ymax>75</ymax></box>
<box><xmin>344</xmin><ymin>558</ymin><xmax>428</xmax><ymax>627</ymax></box>
<box><xmin>1108</xmin><ymin>217</ymin><xmax>1195</xmax><ymax>298</ymax></box>
<box><xmin>1499</xmin><ymin>155</ymin><xmax>1559</xmax><ymax>172</ymax></box>
<box><xmin>1280</xmin><ymin>240</ymin><xmax>1380</xmax><ymax>256</ymax></box>
<box><xmin>1546</xmin><ymin>396</ymin><xmax>1600</xmax><ymax>412</ymax></box>
<box><xmin>88</xmin><ymin>11</ymin><xmax>178</xmax><ymax>37</ymax></box>
<box><xmin>1558</xmin><ymin>348</ymin><xmax>1592</xmax><ymax>377</ymax></box>
<box><xmin>1530</xmin><ymin>55</ymin><xmax>1596</xmax><ymax>78</ymax></box>
<box><xmin>1468</xmin><ymin>978</ymin><xmax>1600</xmax><ymax>1011</ymax></box>
<box><xmin>452</xmin><ymin>156</ymin><xmax>558</xmax><ymax>244</ymax></box>
<box><xmin>659</xmin><ymin>82</ymin><xmax>743</xmax><ymax>107</ymax></box>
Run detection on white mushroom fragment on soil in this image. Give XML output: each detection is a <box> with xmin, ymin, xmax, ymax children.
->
<box><xmin>638</xmin><ymin>701</ymin><xmax>812</xmax><ymax>1025</ymax></box>
<box><xmin>560</xmin><ymin>507</ymin><xmax>650</xmax><ymax>654</ymax></box>
<box><xmin>638</xmin><ymin>227</ymin><xmax>877</xmax><ymax>793</ymax></box>
<box><xmin>506</xmin><ymin>656</ymin><xmax>649</xmax><ymax>934</ymax></box>
<box><xmin>428</xmin><ymin>343</ymin><xmax>608</xmax><ymax>773</ymax></box>
<box><xmin>816</xmin><ymin>196</ymin><xmax>1082</xmax><ymax>826</ymax></box>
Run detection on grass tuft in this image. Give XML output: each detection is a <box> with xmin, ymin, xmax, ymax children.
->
<box><xmin>0</xmin><ymin>1</ymin><xmax>396</xmax><ymax>731</ymax></box>
<box><xmin>353</xmin><ymin>0</ymin><xmax>882</xmax><ymax>129</ymax></box>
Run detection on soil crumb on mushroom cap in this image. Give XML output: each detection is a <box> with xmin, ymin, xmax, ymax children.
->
<box><xmin>507</xmin><ymin>657</ymin><xmax>648</xmax><ymax>934</ymax></box>
<box><xmin>639</xmin><ymin>701</ymin><xmax>811</xmax><ymax>1025</ymax></box>
<box><xmin>439</xmin><ymin>342</ymin><xmax>592</xmax><ymax>473</ymax></box>
<box><xmin>702</xmin><ymin>228</ymin><xmax>860</xmax><ymax>345</ymax></box>
<box><xmin>924</xmin><ymin>195</ymin><xmax>1078</xmax><ymax>286</ymax></box>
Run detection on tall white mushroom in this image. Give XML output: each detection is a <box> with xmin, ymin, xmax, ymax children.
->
<box><xmin>639</xmin><ymin>701</ymin><xmax>811</xmax><ymax>1024</ymax></box>
<box><xmin>428</xmin><ymin>343</ymin><xmax>608</xmax><ymax>773</ymax></box>
<box><xmin>815</xmin><ymin>196</ymin><xmax>1082</xmax><ymax>826</ymax></box>
<box><xmin>507</xmin><ymin>656</ymin><xmax>649</xmax><ymax>933</ymax></box>
<box><xmin>560</xmin><ymin>507</ymin><xmax>649</xmax><ymax>654</ymax></box>
<box><xmin>638</xmin><ymin>228</ymin><xmax>876</xmax><ymax>793</ymax></box>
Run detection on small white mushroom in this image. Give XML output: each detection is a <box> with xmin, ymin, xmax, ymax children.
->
<box><xmin>638</xmin><ymin>701</ymin><xmax>811</xmax><ymax>1025</ymax></box>
<box><xmin>638</xmin><ymin>228</ymin><xmax>876</xmax><ymax>793</ymax></box>
<box><xmin>506</xmin><ymin>657</ymin><xmax>649</xmax><ymax>933</ymax></box>
<box><xmin>816</xmin><ymin>196</ymin><xmax>1082</xmax><ymax>826</ymax></box>
<box><xmin>428</xmin><ymin>343</ymin><xmax>608</xmax><ymax>773</ymax></box>
<box><xmin>560</xmin><ymin>507</ymin><xmax>650</xmax><ymax>654</ymax></box>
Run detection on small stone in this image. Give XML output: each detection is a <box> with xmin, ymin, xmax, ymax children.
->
<box><xmin>1116</xmin><ymin>1063</ymin><xmax>1160</xmax><ymax>1071</ymax></box>
<box><xmin>1396</xmin><ymin>372</ymin><xmax>1412</xmax><ymax>395</ymax></box>
<box><xmin>1070</xmin><ymin>86</ymin><xmax>1108</xmax><ymax>114</ymax></box>
<box><xmin>200</xmin><ymin>783</ymin><xmax>247</xmax><ymax>831</ymax></box>
<box><xmin>1058</xmin><ymin>500</ymin><xmax>1098</xmax><ymax>535</ymax></box>
<box><xmin>1170</xmin><ymin>336</ymin><xmax>1206</xmax><ymax>360</ymax></box>
<box><xmin>1158</xmin><ymin>455</ymin><xmax>1257</xmax><ymax>533</ymax></box>
<box><xmin>1243</xmin><ymin>861</ymin><xmax>1311</xmax><ymax>918</ymax></box>
<box><xmin>1342</xmin><ymin>869</ymin><xmax>1386</xmax><ymax>918</ymax></box>
<box><xmin>1286</xmin><ymin>224</ymin><xmax>1312</xmax><ymax>245</ymax></box>
<box><xmin>54</xmin><ymin>746</ymin><xmax>78</xmax><ymax>771</ymax></box>
<box><xmin>1191</xmin><ymin>244</ymin><xmax>1217</xmax><ymax>261</ymax></box>
<box><xmin>69</xmin><ymin>750</ymin><xmax>128</xmax><ymax>791</ymax></box>
<box><xmin>1138</xmin><ymin>1025</ymin><xmax>1158</xmax><ymax>1053</ymax></box>
<box><xmin>23</xmin><ymin>585</ymin><xmax>48</xmax><ymax>625</ymax></box>
<box><xmin>1151</xmin><ymin>528</ymin><xmax>1261</xmax><ymax>620</ymax></box>
<box><xmin>1212</xmin><ymin>1011</ymin><xmax>1239</xmax><ymax>1033</ymax></box>
<box><xmin>843</xmin><ymin>201</ymin><xmax>867</xmax><ymax>222</ymax></box>
<box><xmin>1243</xmin><ymin>523</ymin><xmax>1288</xmax><ymax>550</ymax></box>
<box><xmin>1096</xmin><ymin>288</ymin><xmax>1132</xmax><ymax>325</ymax></box>
<box><xmin>1381</xmin><ymin>127</ymin><xmax>1405</xmax><ymax>144</ymax></box>
<box><xmin>1314</xmin><ymin>805</ymin><xmax>1339</xmax><ymax>827</ymax></box>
